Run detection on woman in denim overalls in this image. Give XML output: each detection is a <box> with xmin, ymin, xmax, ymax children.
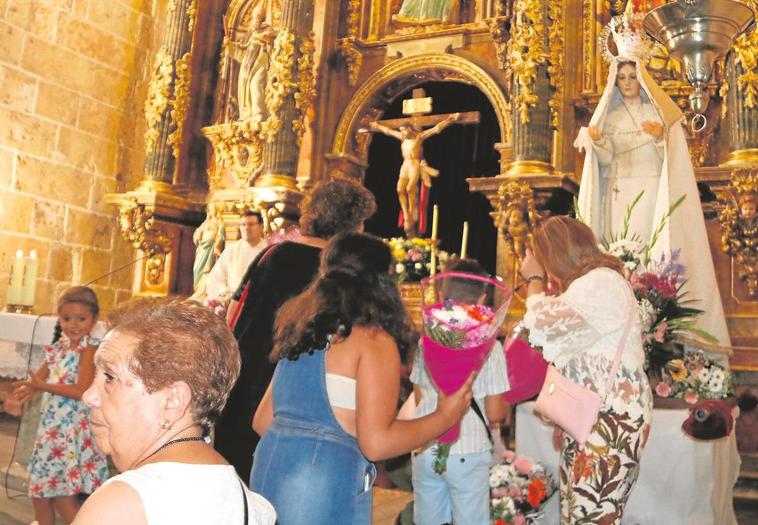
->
<box><xmin>250</xmin><ymin>233</ymin><xmax>475</xmax><ymax>525</ymax></box>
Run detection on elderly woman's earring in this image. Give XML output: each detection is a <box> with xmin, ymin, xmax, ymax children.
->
<box><xmin>160</xmin><ymin>420</ymin><xmax>172</xmax><ymax>430</ymax></box>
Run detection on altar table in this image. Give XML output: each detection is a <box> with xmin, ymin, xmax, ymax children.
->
<box><xmin>515</xmin><ymin>401</ymin><xmax>741</xmax><ymax>525</ymax></box>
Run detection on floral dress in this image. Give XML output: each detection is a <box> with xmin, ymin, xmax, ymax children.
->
<box><xmin>524</xmin><ymin>268</ymin><xmax>653</xmax><ymax>525</ymax></box>
<box><xmin>27</xmin><ymin>335</ymin><xmax>109</xmax><ymax>498</ymax></box>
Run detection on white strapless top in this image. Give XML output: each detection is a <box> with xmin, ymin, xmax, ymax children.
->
<box><xmin>325</xmin><ymin>373</ymin><xmax>356</xmax><ymax>410</ymax></box>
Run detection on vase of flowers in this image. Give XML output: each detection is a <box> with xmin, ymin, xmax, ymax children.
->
<box><xmin>653</xmin><ymin>350</ymin><xmax>733</xmax><ymax>405</ymax></box>
<box><xmin>490</xmin><ymin>449</ymin><xmax>557</xmax><ymax>525</ymax></box>
<box><xmin>386</xmin><ymin>237</ymin><xmax>449</xmax><ymax>283</ymax></box>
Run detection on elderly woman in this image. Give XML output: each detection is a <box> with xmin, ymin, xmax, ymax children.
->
<box><xmin>73</xmin><ymin>299</ymin><xmax>275</xmax><ymax>525</ymax></box>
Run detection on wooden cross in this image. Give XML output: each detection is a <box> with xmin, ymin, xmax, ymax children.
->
<box><xmin>612</xmin><ymin>185</ymin><xmax>621</xmax><ymax>200</ymax></box>
<box><xmin>372</xmin><ymin>88</ymin><xmax>480</xmax><ymax>129</ymax></box>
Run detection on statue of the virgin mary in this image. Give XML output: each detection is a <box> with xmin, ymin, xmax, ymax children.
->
<box><xmin>575</xmin><ymin>7</ymin><xmax>731</xmax><ymax>352</ymax></box>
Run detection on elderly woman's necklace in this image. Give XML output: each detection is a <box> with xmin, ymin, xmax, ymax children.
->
<box><xmin>140</xmin><ymin>435</ymin><xmax>206</xmax><ymax>465</ymax></box>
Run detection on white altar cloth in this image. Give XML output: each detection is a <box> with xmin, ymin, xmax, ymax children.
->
<box><xmin>515</xmin><ymin>401</ymin><xmax>740</xmax><ymax>525</ymax></box>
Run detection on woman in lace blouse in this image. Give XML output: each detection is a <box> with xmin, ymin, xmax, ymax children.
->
<box><xmin>520</xmin><ymin>216</ymin><xmax>652</xmax><ymax>525</ymax></box>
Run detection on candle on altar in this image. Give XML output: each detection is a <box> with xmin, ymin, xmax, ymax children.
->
<box><xmin>430</xmin><ymin>205</ymin><xmax>439</xmax><ymax>275</ymax></box>
<box><xmin>20</xmin><ymin>250</ymin><xmax>38</xmax><ymax>306</ymax></box>
<box><xmin>460</xmin><ymin>221</ymin><xmax>469</xmax><ymax>259</ymax></box>
<box><xmin>7</xmin><ymin>249</ymin><xmax>25</xmax><ymax>306</ymax></box>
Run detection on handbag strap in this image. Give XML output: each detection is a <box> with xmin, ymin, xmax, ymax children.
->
<box><xmin>470</xmin><ymin>399</ymin><xmax>493</xmax><ymax>444</ymax></box>
<box><xmin>240</xmin><ymin>479</ymin><xmax>248</xmax><ymax>524</ymax></box>
<box><xmin>602</xmin><ymin>305</ymin><xmax>634</xmax><ymax>398</ymax></box>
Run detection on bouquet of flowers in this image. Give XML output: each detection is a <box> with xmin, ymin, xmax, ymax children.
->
<box><xmin>490</xmin><ymin>449</ymin><xmax>557</xmax><ymax>525</ymax></box>
<box><xmin>654</xmin><ymin>350</ymin><xmax>733</xmax><ymax>403</ymax></box>
<box><xmin>387</xmin><ymin>237</ymin><xmax>449</xmax><ymax>283</ymax></box>
<box><xmin>421</xmin><ymin>272</ymin><xmax>512</xmax><ymax>473</ymax></box>
<box><xmin>631</xmin><ymin>250</ymin><xmax>718</xmax><ymax>372</ymax></box>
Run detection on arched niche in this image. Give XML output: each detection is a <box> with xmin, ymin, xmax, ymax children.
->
<box><xmin>330</xmin><ymin>53</ymin><xmax>509</xmax><ymax>178</ymax></box>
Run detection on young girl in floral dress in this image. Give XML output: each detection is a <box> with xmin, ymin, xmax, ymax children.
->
<box><xmin>11</xmin><ymin>286</ymin><xmax>109</xmax><ymax>525</ymax></box>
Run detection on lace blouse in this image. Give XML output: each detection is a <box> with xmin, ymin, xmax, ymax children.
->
<box><xmin>524</xmin><ymin>268</ymin><xmax>651</xmax><ymax>417</ymax></box>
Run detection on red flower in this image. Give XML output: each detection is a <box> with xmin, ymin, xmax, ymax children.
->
<box><xmin>47</xmin><ymin>477</ymin><xmax>59</xmax><ymax>490</ymax></box>
<box><xmin>67</xmin><ymin>468</ymin><xmax>80</xmax><ymax>481</ymax></box>
<box><xmin>31</xmin><ymin>483</ymin><xmax>44</xmax><ymax>496</ymax></box>
<box><xmin>79</xmin><ymin>418</ymin><xmax>89</xmax><ymax>430</ymax></box>
<box><xmin>45</xmin><ymin>428</ymin><xmax>60</xmax><ymax>440</ymax></box>
<box><xmin>527</xmin><ymin>478</ymin><xmax>546</xmax><ymax>508</ymax></box>
<box><xmin>572</xmin><ymin>450</ymin><xmax>594</xmax><ymax>484</ymax></box>
<box><xmin>83</xmin><ymin>459</ymin><xmax>96</xmax><ymax>473</ymax></box>
<box><xmin>50</xmin><ymin>446</ymin><xmax>64</xmax><ymax>460</ymax></box>
<box><xmin>494</xmin><ymin>520</ymin><xmax>507</xmax><ymax>525</ymax></box>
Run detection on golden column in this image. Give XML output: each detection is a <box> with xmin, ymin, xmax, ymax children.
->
<box><xmin>106</xmin><ymin>0</ymin><xmax>203</xmax><ymax>297</ymax></box>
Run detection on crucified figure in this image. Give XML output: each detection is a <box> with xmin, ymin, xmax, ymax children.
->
<box><xmin>369</xmin><ymin>112</ymin><xmax>460</xmax><ymax>236</ymax></box>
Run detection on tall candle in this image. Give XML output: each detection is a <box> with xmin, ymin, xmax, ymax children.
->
<box><xmin>7</xmin><ymin>249</ymin><xmax>25</xmax><ymax>306</ymax></box>
<box><xmin>20</xmin><ymin>250</ymin><xmax>38</xmax><ymax>306</ymax></box>
<box><xmin>430</xmin><ymin>205</ymin><xmax>439</xmax><ymax>275</ymax></box>
<box><xmin>431</xmin><ymin>205</ymin><xmax>439</xmax><ymax>241</ymax></box>
<box><xmin>460</xmin><ymin>221</ymin><xmax>469</xmax><ymax>259</ymax></box>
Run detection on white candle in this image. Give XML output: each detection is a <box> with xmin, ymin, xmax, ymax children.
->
<box><xmin>430</xmin><ymin>205</ymin><xmax>439</xmax><ymax>276</ymax></box>
<box><xmin>7</xmin><ymin>249</ymin><xmax>25</xmax><ymax>306</ymax></box>
<box><xmin>431</xmin><ymin>205</ymin><xmax>439</xmax><ymax>241</ymax></box>
<box><xmin>20</xmin><ymin>250</ymin><xmax>38</xmax><ymax>306</ymax></box>
<box><xmin>460</xmin><ymin>221</ymin><xmax>469</xmax><ymax>259</ymax></box>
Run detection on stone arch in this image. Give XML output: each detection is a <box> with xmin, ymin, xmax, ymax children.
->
<box><xmin>331</xmin><ymin>53</ymin><xmax>509</xmax><ymax>170</ymax></box>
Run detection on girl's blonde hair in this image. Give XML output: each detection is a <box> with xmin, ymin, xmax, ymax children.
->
<box><xmin>57</xmin><ymin>286</ymin><xmax>100</xmax><ymax>317</ymax></box>
<box><xmin>531</xmin><ymin>216</ymin><xmax>622</xmax><ymax>290</ymax></box>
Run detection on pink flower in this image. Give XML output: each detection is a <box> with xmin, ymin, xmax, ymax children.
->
<box><xmin>513</xmin><ymin>456</ymin><xmax>533</xmax><ymax>475</ymax></box>
<box><xmin>653</xmin><ymin>322</ymin><xmax>668</xmax><ymax>343</ymax></box>
<box><xmin>684</xmin><ymin>390</ymin><xmax>699</xmax><ymax>404</ymax></box>
<box><xmin>655</xmin><ymin>381</ymin><xmax>672</xmax><ymax>397</ymax></box>
<box><xmin>514</xmin><ymin>515</ymin><xmax>527</xmax><ymax>525</ymax></box>
<box><xmin>491</xmin><ymin>487</ymin><xmax>509</xmax><ymax>498</ymax></box>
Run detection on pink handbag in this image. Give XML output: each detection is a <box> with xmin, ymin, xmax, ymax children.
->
<box><xmin>534</xmin><ymin>309</ymin><xmax>632</xmax><ymax>445</ymax></box>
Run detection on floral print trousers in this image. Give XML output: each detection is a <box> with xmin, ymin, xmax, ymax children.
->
<box><xmin>559</xmin><ymin>410</ymin><xmax>650</xmax><ymax>525</ymax></box>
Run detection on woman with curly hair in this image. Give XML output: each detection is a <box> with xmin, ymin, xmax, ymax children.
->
<box><xmin>215</xmin><ymin>177</ymin><xmax>377</xmax><ymax>481</ymax></box>
<box><xmin>250</xmin><ymin>232</ymin><xmax>474</xmax><ymax>525</ymax></box>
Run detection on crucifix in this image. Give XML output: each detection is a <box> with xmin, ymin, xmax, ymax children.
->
<box><xmin>361</xmin><ymin>89</ymin><xmax>480</xmax><ymax>237</ymax></box>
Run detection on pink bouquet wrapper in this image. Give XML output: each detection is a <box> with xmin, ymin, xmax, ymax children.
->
<box><xmin>422</xmin><ymin>334</ymin><xmax>497</xmax><ymax>443</ymax></box>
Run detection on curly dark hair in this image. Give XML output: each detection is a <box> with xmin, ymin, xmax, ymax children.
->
<box><xmin>299</xmin><ymin>178</ymin><xmax>377</xmax><ymax>239</ymax></box>
<box><xmin>272</xmin><ymin>232</ymin><xmax>418</xmax><ymax>362</ymax></box>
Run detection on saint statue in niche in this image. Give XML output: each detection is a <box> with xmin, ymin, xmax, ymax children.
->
<box><xmin>394</xmin><ymin>0</ymin><xmax>455</xmax><ymax>25</ymax></box>
<box><xmin>236</xmin><ymin>0</ymin><xmax>273</xmax><ymax>122</ymax></box>
<box><xmin>574</xmin><ymin>7</ymin><xmax>730</xmax><ymax>351</ymax></box>
<box><xmin>192</xmin><ymin>204</ymin><xmax>225</xmax><ymax>291</ymax></box>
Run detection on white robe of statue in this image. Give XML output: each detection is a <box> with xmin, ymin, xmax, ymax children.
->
<box><xmin>594</xmin><ymin>98</ymin><xmax>664</xmax><ymax>240</ymax></box>
<box><xmin>575</xmin><ymin>57</ymin><xmax>731</xmax><ymax>353</ymax></box>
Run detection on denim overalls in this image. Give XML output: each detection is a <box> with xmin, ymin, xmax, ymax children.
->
<box><xmin>249</xmin><ymin>349</ymin><xmax>376</xmax><ymax>524</ymax></box>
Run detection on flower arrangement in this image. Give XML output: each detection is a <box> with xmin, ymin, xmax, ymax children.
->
<box><xmin>630</xmin><ymin>250</ymin><xmax>718</xmax><ymax>372</ymax></box>
<box><xmin>490</xmin><ymin>449</ymin><xmax>557</xmax><ymax>525</ymax></box>
<box><xmin>654</xmin><ymin>350</ymin><xmax>733</xmax><ymax>403</ymax></box>
<box><xmin>424</xmin><ymin>300</ymin><xmax>497</xmax><ymax>349</ymax></box>
<box><xmin>386</xmin><ymin>237</ymin><xmax>448</xmax><ymax>283</ymax></box>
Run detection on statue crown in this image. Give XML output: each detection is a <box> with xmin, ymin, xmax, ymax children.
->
<box><xmin>601</xmin><ymin>11</ymin><xmax>652</xmax><ymax>63</ymax></box>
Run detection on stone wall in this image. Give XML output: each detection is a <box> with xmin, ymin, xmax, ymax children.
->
<box><xmin>0</xmin><ymin>0</ymin><xmax>154</xmax><ymax>314</ymax></box>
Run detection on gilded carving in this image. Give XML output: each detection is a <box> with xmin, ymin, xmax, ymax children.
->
<box><xmin>506</xmin><ymin>0</ymin><xmax>548</xmax><ymax>123</ymax></box>
<box><xmin>115</xmin><ymin>196</ymin><xmax>171</xmax><ymax>287</ymax></box>
<box><xmin>582</xmin><ymin>0</ymin><xmax>594</xmax><ymax>92</ymax></box>
<box><xmin>293</xmin><ymin>33</ymin><xmax>316</xmax><ymax>146</ymax></box>
<box><xmin>494</xmin><ymin>180</ymin><xmax>540</xmax><ymax>260</ymax></box>
<box><xmin>547</xmin><ymin>0</ymin><xmax>564</xmax><ymax>129</ymax></box>
<box><xmin>732</xmin><ymin>27</ymin><xmax>758</xmax><ymax>109</ymax></box>
<box><xmin>203</xmin><ymin>120</ymin><xmax>265</xmax><ymax>189</ymax></box>
<box><xmin>168</xmin><ymin>52</ymin><xmax>192</xmax><ymax>162</ymax></box>
<box><xmin>187</xmin><ymin>0</ymin><xmax>197</xmax><ymax>33</ymax></box>
<box><xmin>144</xmin><ymin>47</ymin><xmax>174</xmax><ymax>154</ymax></box>
<box><xmin>262</xmin><ymin>29</ymin><xmax>297</xmax><ymax>141</ymax></box>
<box><xmin>338</xmin><ymin>38</ymin><xmax>363</xmax><ymax>85</ymax></box>
<box><xmin>719</xmin><ymin>169</ymin><xmax>758</xmax><ymax>297</ymax></box>
<box><xmin>486</xmin><ymin>0</ymin><xmax>510</xmax><ymax>71</ymax></box>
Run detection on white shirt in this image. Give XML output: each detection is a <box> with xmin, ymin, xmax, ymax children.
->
<box><xmin>103</xmin><ymin>462</ymin><xmax>276</xmax><ymax>524</ymax></box>
<box><xmin>204</xmin><ymin>239</ymin><xmax>265</xmax><ymax>303</ymax></box>
<box><xmin>411</xmin><ymin>340</ymin><xmax>509</xmax><ymax>455</ymax></box>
